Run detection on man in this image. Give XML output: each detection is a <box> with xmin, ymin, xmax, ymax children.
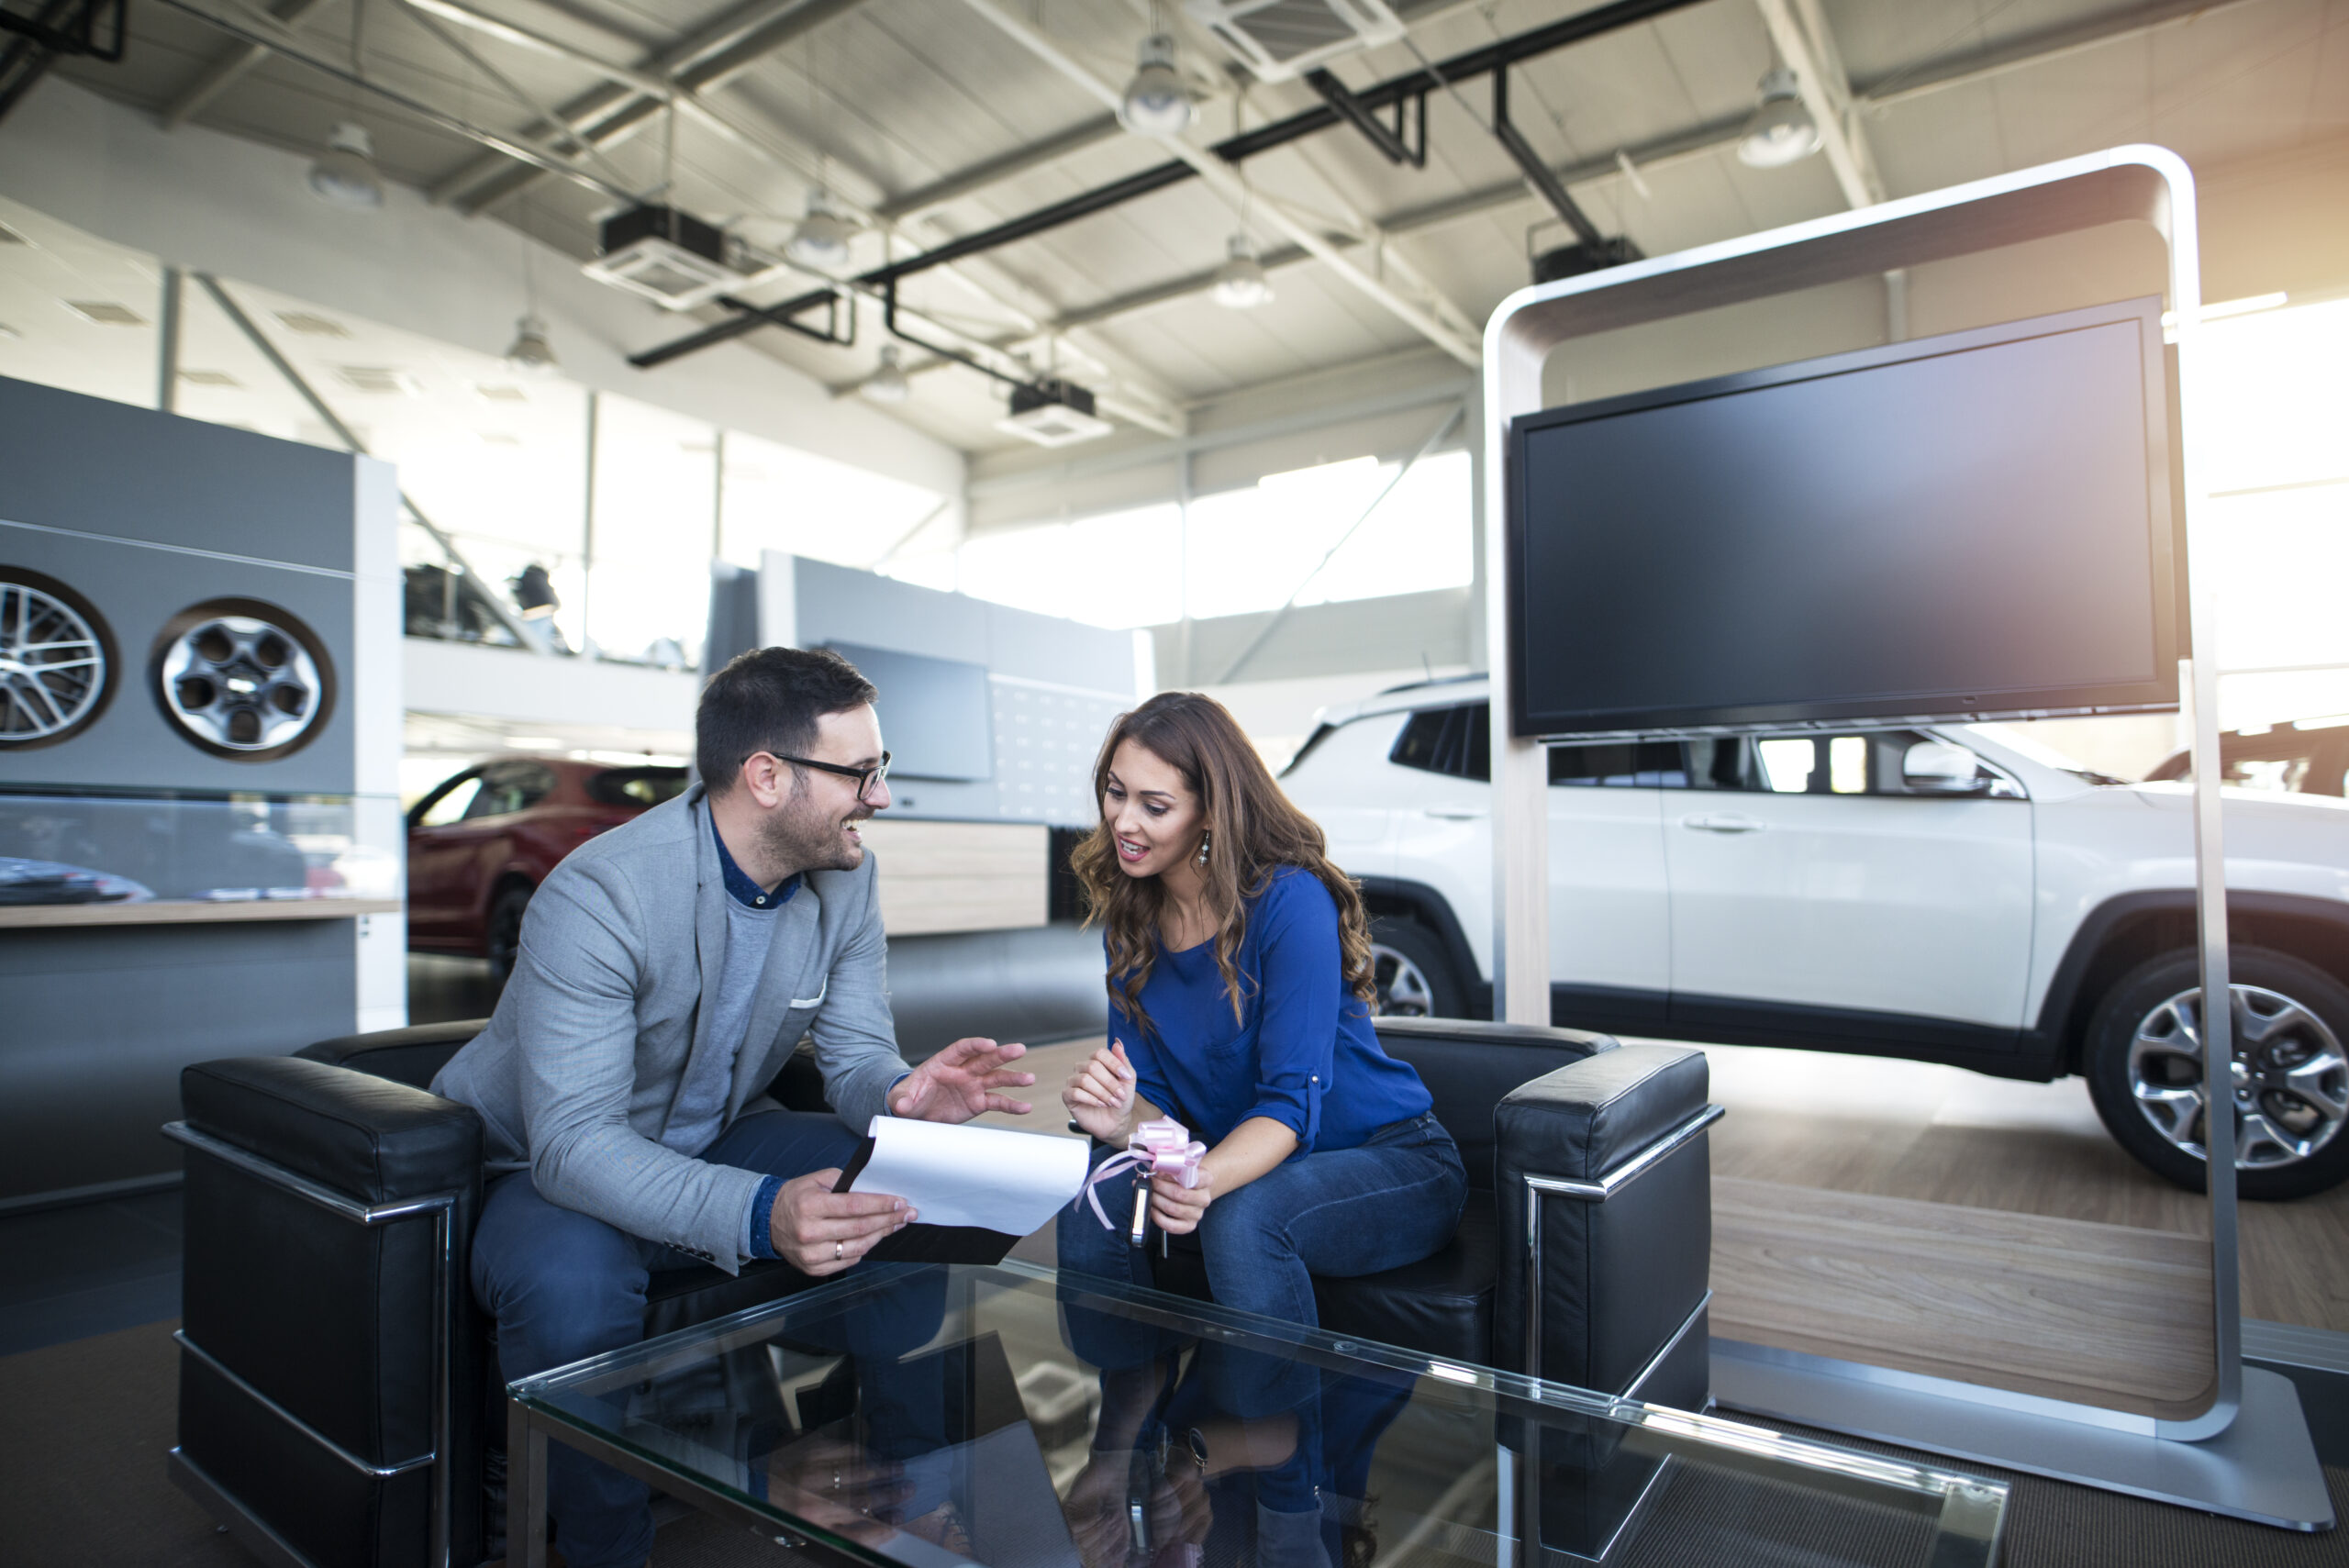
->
<box><xmin>432</xmin><ymin>646</ymin><xmax>1036</xmax><ymax>1568</ymax></box>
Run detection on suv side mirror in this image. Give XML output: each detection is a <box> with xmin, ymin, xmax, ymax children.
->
<box><xmin>1903</xmin><ymin>740</ymin><xmax>1993</xmax><ymax>795</ymax></box>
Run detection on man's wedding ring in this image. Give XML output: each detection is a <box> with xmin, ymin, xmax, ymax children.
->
<box><xmin>835</xmin><ymin>1240</ymin><xmax>843</xmax><ymax>1260</ymax></box>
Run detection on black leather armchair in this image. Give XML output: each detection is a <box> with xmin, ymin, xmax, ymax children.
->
<box><xmin>166</xmin><ymin>1016</ymin><xmax>1718</xmax><ymax>1568</ymax></box>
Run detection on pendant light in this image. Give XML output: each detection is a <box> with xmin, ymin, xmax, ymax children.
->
<box><xmin>309</xmin><ymin>121</ymin><xmax>385</xmax><ymax>208</ymax></box>
<box><xmin>308</xmin><ymin>1</ymin><xmax>384</xmax><ymax>208</ymax></box>
<box><xmin>787</xmin><ymin>188</ymin><xmax>855</xmax><ymax>271</ymax></box>
<box><xmin>863</xmin><ymin>345</ymin><xmax>910</xmax><ymax>404</ymax></box>
<box><xmin>504</xmin><ymin>218</ymin><xmax>558</xmax><ymax>373</ymax></box>
<box><xmin>504</xmin><ymin>316</ymin><xmax>558</xmax><ymax>373</ymax></box>
<box><xmin>1737</xmin><ymin>68</ymin><xmax>1820</xmax><ymax>168</ymax></box>
<box><xmin>1119</xmin><ymin>34</ymin><xmax>1193</xmax><ymax>138</ymax></box>
<box><xmin>1211</xmin><ymin>232</ymin><xmax>1272</xmax><ymax>309</ymax></box>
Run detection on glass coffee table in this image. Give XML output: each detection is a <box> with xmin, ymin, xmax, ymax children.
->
<box><xmin>507</xmin><ymin>1262</ymin><xmax>2007</xmax><ymax>1568</ymax></box>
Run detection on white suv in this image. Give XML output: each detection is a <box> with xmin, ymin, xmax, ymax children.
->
<box><xmin>1283</xmin><ymin>677</ymin><xmax>2349</xmax><ymax>1198</ymax></box>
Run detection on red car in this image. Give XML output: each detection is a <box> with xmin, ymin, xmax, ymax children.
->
<box><xmin>406</xmin><ymin>756</ymin><xmax>688</xmax><ymax>978</ymax></box>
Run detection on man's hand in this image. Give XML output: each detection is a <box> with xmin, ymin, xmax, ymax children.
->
<box><xmin>770</xmin><ymin>1168</ymin><xmax>911</xmax><ymax>1274</ymax></box>
<box><xmin>889</xmin><ymin>1037</ymin><xmax>1036</xmax><ymax>1122</ymax></box>
<box><xmin>1063</xmin><ymin>1040</ymin><xmax>1138</xmax><ymax>1143</ymax></box>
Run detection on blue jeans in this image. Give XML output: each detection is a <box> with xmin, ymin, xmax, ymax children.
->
<box><xmin>472</xmin><ymin>1110</ymin><xmax>863</xmax><ymax>1568</ymax></box>
<box><xmin>1055</xmin><ymin>1114</ymin><xmax>1466</xmax><ymax>1513</ymax></box>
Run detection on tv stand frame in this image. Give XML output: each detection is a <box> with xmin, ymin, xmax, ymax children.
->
<box><xmin>1481</xmin><ymin>145</ymin><xmax>2330</xmax><ymax>1529</ymax></box>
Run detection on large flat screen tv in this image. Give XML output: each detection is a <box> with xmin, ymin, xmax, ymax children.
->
<box><xmin>1507</xmin><ymin>296</ymin><xmax>2180</xmax><ymax>739</ymax></box>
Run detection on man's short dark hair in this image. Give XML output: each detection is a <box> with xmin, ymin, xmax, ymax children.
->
<box><xmin>696</xmin><ymin>646</ymin><xmax>877</xmax><ymax>795</ymax></box>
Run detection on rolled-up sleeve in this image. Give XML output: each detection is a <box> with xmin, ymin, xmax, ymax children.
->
<box><xmin>1241</xmin><ymin>875</ymin><xmax>1336</xmax><ymax>1156</ymax></box>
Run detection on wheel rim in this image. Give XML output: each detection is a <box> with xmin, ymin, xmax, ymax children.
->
<box><xmin>2127</xmin><ymin>982</ymin><xmax>2349</xmax><ymax>1171</ymax></box>
<box><xmin>158</xmin><ymin>614</ymin><xmax>324</xmax><ymax>754</ymax></box>
<box><xmin>490</xmin><ymin>898</ymin><xmax>525</xmax><ymax>971</ymax></box>
<box><xmin>1370</xmin><ymin>941</ymin><xmax>1437</xmax><ymax>1018</ymax></box>
<box><xmin>0</xmin><ymin>578</ymin><xmax>107</xmax><ymax>743</ymax></box>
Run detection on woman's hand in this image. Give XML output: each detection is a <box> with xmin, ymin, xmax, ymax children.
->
<box><xmin>1063</xmin><ymin>1040</ymin><xmax>1139</xmax><ymax>1144</ymax></box>
<box><xmin>1149</xmin><ymin>1163</ymin><xmax>1214</xmax><ymax>1235</ymax></box>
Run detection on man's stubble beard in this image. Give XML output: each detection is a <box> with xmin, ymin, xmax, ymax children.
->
<box><xmin>761</xmin><ymin>776</ymin><xmax>867</xmax><ymax>874</ymax></box>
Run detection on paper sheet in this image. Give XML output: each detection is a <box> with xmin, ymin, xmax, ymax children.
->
<box><xmin>854</xmin><ymin>1118</ymin><xmax>1091</xmax><ymax>1235</ymax></box>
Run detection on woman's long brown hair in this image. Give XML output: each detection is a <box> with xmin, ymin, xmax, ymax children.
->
<box><xmin>1072</xmin><ymin>691</ymin><xmax>1376</xmax><ymax>1043</ymax></box>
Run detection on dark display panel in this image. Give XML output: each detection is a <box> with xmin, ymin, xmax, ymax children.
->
<box><xmin>1508</xmin><ymin>298</ymin><xmax>2178</xmax><ymax>738</ymax></box>
<box><xmin>825</xmin><ymin>640</ymin><xmax>995</xmax><ymax>781</ymax></box>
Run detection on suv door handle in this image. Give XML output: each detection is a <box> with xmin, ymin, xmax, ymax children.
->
<box><xmin>1683</xmin><ymin>812</ymin><xmax>1765</xmax><ymax>833</ymax></box>
<box><xmin>1422</xmin><ymin>806</ymin><xmax>1487</xmax><ymax>820</ymax></box>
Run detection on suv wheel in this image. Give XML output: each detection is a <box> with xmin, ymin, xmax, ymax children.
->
<box><xmin>2084</xmin><ymin>946</ymin><xmax>2349</xmax><ymax>1199</ymax></box>
<box><xmin>1369</xmin><ymin>918</ymin><xmax>1462</xmax><ymax>1019</ymax></box>
<box><xmin>486</xmin><ymin>883</ymin><xmax>533</xmax><ymax>985</ymax></box>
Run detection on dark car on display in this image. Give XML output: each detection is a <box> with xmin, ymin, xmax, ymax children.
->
<box><xmin>406</xmin><ymin>756</ymin><xmax>689</xmax><ymax>978</ymax></box>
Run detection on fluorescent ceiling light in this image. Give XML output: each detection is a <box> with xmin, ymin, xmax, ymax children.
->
<box><xmin>309</xmin><ymin>122</ymin><xmax>386</xmax><ymax>209</ymax></box>
<box><xmin>1737</xmin><ymin>69</ymin><xmax>1819</xmax><ymax>168</ymax></box>
<box><xmin>65</xmin><ymin>300</ymin><xmax>147</xmax><ymax>325</ymax></box>
<box><xmin>276</xmin><ymin>311</ymin><xmax>351</xmax><ymax>338</ymax></box>
<box><xmin>1119</xmin><ymin>34</ymin><xmax>1193</xmax><ymax>138</ymax></box>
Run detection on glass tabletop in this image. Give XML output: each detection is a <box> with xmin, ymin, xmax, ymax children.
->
<box><xmin>509</xmin><ymin>1262</ymin><xmax>2007</xmax><ymax>1568</ymax></box>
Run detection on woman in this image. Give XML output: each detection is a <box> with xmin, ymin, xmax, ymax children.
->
<box><xmin>1055</xmin><ymin>690</ymin><xmax>1466</xmax><ymax>1330</ymax></box>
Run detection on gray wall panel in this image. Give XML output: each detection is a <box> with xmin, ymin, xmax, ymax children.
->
<box><xmin>0</xmin><ymin>524</ymin><xmax>357</xmax><ymax>795</ymax></box>
<box><xmin>0</xmin><ymin>921</ymin><xmax>357</xmax><ymax>1198</ymax></box>
<box><xmin>0</xmin><ymin>374</ymin><xmax>356</xmax><ymax>573</ymax></box>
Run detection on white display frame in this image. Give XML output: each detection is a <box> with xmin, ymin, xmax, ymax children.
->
<box><xmin>1478</xmin><ymin>145</ymin><xmax>2329</xmax><ymax>1527</ymax></box>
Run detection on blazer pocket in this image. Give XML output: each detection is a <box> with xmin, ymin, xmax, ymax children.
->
<box><xmin>788</xmin><ymin>975</ymin><xmax>829</xmax><ymax>1010</ymax></box>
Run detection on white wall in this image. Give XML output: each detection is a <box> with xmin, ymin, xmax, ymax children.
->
<box><xmin>0</xmin><ymin>80</ymin><xmax>965</xmax><ymax>511</ymax></box>
<box><xmin>404</xmin><ymin>638</ymin><xmax>699</xmax><ymax>734</ymax></box>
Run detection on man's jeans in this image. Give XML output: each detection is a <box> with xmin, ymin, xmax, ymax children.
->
<box><xmin>1055</xmin><ymin>1114</ymin><xmax>1467</xmax><ymax>1511</ymax></box>
<box><xmin>472</xmin><ymin>1110</ymin><xmax>862</xmax><ymax>1568</ymax></box>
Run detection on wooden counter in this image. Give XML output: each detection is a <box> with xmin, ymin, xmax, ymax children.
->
<box><xmin>0</xmin><ymin>896</ymin><xmax>402</xmax><ymax>929</ymax></box>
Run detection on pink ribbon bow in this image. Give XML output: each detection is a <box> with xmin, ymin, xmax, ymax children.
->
<box><xmin>1078</xmin><ymin>1118</ymin><xmax>1207</xmax><ymax>1229</ymax></box>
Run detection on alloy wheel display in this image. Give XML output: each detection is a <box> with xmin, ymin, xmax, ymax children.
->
<box><xmin>0</xmin><ymin>568</ymin><xmax>117</xmax><ymax>748</ymax></box>
<box><xmin>151</xmin><ymin>598</ymin><xmax>336</xmax><ymax>761</ymax></box>
<box><xmin>2128</xmin><ymin>981</ymin><xmax>2349</xmax><ymax>1171</ymax></box>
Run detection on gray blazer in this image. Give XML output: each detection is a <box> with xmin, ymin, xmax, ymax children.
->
<box><xmin>430</xmin><ymin>784</ymin><xmax>910</xmax><ymax>1273</ymax></box>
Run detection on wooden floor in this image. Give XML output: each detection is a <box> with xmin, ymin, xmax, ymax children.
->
<box><xmin>985</xmin><ymin>1034</ymin><xmax>2349</xmax><ymax>1348</ymax></box>
<box><xmin>1692</xmin><ymin>1041</ymin><xmax>2349</xmax><ymax>1334</ymax></box>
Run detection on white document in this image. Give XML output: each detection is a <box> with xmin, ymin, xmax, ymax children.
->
<box><xmin>855</xmin><ymin>1118</ymin><xmax>1091</xmax><ymax>1235</ymax></box>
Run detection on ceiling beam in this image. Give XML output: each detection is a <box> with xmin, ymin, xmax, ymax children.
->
<box><xmin>431</xmin><ymin>0</ymin><xmax>866</xmax><ymax>212</ymax></box>
<box><xmin>967</xmin><ymin>0</ymin><xmax>1483</xmax><ymax>364</ymax></box>
<box><xmin>161</xmin><ymin>0</ymin><xmax>326</xmax><ymax>128</ymax></box>
<box><xmin>635</xmin><ymin>0</ymin><xmax>1715</xmax><ymax>370</ymax></box>
<box><xmin>1852</xmin><ymin>0</ymin><xmax>2284</xmax><ymax>110</ymax></box>
<box><xmin>877</xmin><ymin>114</ymin><xmax>1123</xmax><ymax>222</ymax></box>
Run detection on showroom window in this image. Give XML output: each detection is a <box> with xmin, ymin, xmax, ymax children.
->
<box><xmin>720</xmin><ymin>430</ymin><xmax>947</xmax><ymax>572</ymax></box>
<box><xmin>952</xmin><ymin>504</ymin><xmax>1184</xmax><ymax>629</ymax></box>
<box><xmin>586</xmin><ymin>395</ymin><xmax>718</xmax><ymax>668</ymax></box>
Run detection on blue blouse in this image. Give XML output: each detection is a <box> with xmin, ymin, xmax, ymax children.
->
<box><xmin>1108</xmin><ymin>867</ymin><xmax>1433</xmax><ymax>1157</ymax></box>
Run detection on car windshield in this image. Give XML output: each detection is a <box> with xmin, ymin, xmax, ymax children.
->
<box><xmin>1964</xmin><ymin>724</ymin><xmax>2126</xmax><ymax>786</ymax></box>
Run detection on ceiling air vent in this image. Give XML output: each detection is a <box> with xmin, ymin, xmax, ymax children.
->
<box><xmin>996</xmin><ymin>378</ymin><xmax>1114</xmax><ymax>447</ymax></box>
<box><xmin>1184</xmin><ymin>0</ymin><xmax>1404</xmax><ymax>83</ymax></box>
<box><xmin>582</xmin><ymin>203</ymin><xmax>739</xmax><ymax>311</ymax></box>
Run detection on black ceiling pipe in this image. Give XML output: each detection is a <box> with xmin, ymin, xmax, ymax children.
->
<box><xmin>630</xmin><ymin>0</ymin><xmax>1718</xmax><ymax>370</ymax></box>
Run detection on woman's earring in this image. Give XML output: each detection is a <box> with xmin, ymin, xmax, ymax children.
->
<box><xmin>1196</xmin><ymin>830</ymin><xmax>1212</xmax><ymax>867</ymax></box>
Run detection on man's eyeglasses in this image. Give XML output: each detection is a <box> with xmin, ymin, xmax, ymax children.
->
<box><xmin>767</xmin><ymin>751</ymin><xmax>891</xmax><ymax>801</ymax></box>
